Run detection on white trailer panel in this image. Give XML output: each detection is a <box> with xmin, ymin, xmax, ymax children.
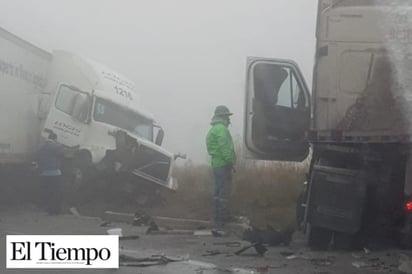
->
<box><xmin>0</xmin><ymin>27</ymin><xmax>51</xmax><ymax>163</ymax></box>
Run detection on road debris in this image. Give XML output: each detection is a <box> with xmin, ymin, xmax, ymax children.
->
<box><xmin>144</xmin><ymin>220</ymin><xmax>159</xmax><ymax>234</ymax></box>
<box><xmin>133</xmin><ymin>211</ymin><xmax>152</xmax><ymax>226</ymax></box>
<box><xmin>399</xmin><ymin>254</ymin><xmax>412</xmax><ymax>273</ymax></box>
<box><xmin>99</xmin><ymin>221</ymin><xmax>111</xmax><ymax>227</ymax></box>
<box><xmin>69</xmin><ymin>207</ymin><xmax>80</xmax><ymax>216</ymax></box>
<box><xmin>107</xmin><ymin>227</ymin><xmax>123</xmax><ymax>236</ymax></box>
<box><xmin>202</xmin><ymin>250</ymin><xmax>223</xmax><ymax>256</ymax></box>
<box><xmin>119</xmin><ymin>254</ymin><xmax>184</xmax><ymax>267</ymax></box>
<box><xmin>211</xmin><ymin>229</ymin><xmax>227</xmax><ymax>237</ymax></box>
<box><xmin>213</xmin><ymin>241</ymin><xmax>242</xmax><ymax>247</ymax></box>
<box><xmin>352</xmin><ymin>261</ymin><xmax>371</xmax><ymax>268</ymax></box>
<box><xmin>280</xmin><ymin>251</ymin><xmax>295</xmax><ymax>257</ymax></box>
<box><xmin>242</xmin><ymin>226</ymin><xmax>293</xmax><ymax>246</ymax></box>
<box><xmin>230</xmin><ymin>267</ymin><xmax>257</xmax><ymax>273</ymax></box>
<box><xmin>310</xmin><ymin>258</ymin><xmax>333</xmax><ymax>266</ymax></box>
<box><xmin>119</xmin><ymin>235</ymin><xmax>140</xmax><ymax>240</ymax></box>
<box><xmin>244</xmin><ymin>264</ymin><xmax>288</xmax><ymax>271</ymax></box>
<box><xmin>234</xmin><ymin>243</ymin><xmax>267</xmax><ymax>256</ymax></box>
<box><xmin>146</xmin><ymin>228</ymin><xmax>193</xmax><ymax>235</ymax></box>
<box><xmin>351</xmin><ymin>252</ymin><xmax>364</xmax><ymax>259</ymax></box>
<box><xmin>194</xmin><ymin>230</ymin><xmax>213</xmax><ymax>236</ymax></box>
<box><xmin>286</xmin><ymin>255</ymin><xmax>298</xmax><ymax>260</ymax></box>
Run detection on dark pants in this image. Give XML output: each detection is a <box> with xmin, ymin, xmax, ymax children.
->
<box><xmin>40</xmin><ymin>175</ymin><xmax>63</xmax><ymax>215</ymax></box>
<box><xmin>212</xmin><ymin>166</ymin><xmax>232</xmax><ymax>229</ymax></box>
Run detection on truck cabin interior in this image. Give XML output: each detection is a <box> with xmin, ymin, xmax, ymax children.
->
<box><xmin>251</xmin><ymin>62</ymin><xmax>309</xmax><ymax>149</ymax></box>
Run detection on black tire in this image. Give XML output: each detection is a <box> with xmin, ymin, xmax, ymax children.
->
<box><xmin>333</xmin><ymin>231</ymin><xmax>357</xmax><ymax>250</ymax></box>
<box><xmin>307</xmin><ymin>225</ymin><xmax>333</xmax><ymax>250</ymax></box>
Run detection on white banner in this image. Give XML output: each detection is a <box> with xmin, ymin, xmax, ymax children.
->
<box><xmin>6</xmin><ymin>235</ymin><xmax>119</xmax><ymax>269</ymax></box>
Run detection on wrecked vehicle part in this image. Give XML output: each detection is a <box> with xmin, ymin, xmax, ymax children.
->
<box><xmin>119</xmin><ymin>254</ymin><xmax>181</xmax><ymax>267</ymax></box>
<box><xmin>242</xmin><ymin>226</ymin><xmax>293</xmax><ymax>246</ymax></box>
<box><xmin>234</xmin><ymin>243</ymin><xmax>267</xmax><ymax>257</ymax></box>
<box><xmin>100</xmin><ymin>130</ymin><xmax>175</xmax><ymax>189</ymax></box>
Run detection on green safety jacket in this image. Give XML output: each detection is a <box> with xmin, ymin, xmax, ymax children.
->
<box><xmin>206</xmin><ymin>119</ymin><xmax>236</xmax><ymax>168</ymax></box>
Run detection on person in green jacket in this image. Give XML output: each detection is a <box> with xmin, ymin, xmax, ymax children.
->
<box><xmin>206</xmin><ymin>105</ymin><xmax>236</xmax><ymax>232</ymax></box>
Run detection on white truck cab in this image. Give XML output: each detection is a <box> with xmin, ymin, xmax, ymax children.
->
<box><xmin>41</xmin><ymin>51</ymin><xmax>175</xmax><ymax>189</ymax></box>
<box><xmin>244</xmin><ymin>0</ymin><xmax>412</xmax><ymax>249</ymax></box>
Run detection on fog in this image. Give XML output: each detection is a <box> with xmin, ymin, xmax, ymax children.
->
<box><xmin>0</xmin><ymin>0</ymin><xmax>317</xmax><ymax>163</ymax></box>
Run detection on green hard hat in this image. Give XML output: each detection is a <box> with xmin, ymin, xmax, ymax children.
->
<box><xmin>214</xmin><ymin>105</ymin><xmax>233</xmax><ymax>117</ymax></box>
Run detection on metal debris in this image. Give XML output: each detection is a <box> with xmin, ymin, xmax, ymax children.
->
<box><xmin>286</xmin><ymin>255</ymin><xmax>298</xmax><ymax>260</ymax></box>
<box><xmin>133</xmin><ymin>211</ymin><xmax>152</xmax><ymax>226</ymax></box>
<box><xmin>119</xmin><ymin>254</ymin><xmax>183</xmax><ymax>267</ymax></box>
<box><xmin>352</xmin><ymin>261</ymin><xmax>370</xmax><ymax>268</ymax></box>
<box><xmin>194</xmin><ymin>230</ymin><xmax>213</xmax><ymax>236</ymax></box>
<box><xmin>202</xmin><ymin>250</ymin><xmax>223</xmax><ymax>256</ymax></box>
<box><xmin>144</xmin><ymin>221</ymin><xmax>159</xmax><ymax>234</ymax></box>
<box><xmin>213</xmin><ymin>241</ymin><xmax>242</xmax><ymax>247</ymax></box>
<box><xmin>234</xmin><ymin>243</ymin><xmax>267</xmax><ymax>256</ymax></box>
<box><xmin>310</xmin><ymin>258</ymin><xmax>333</xmax><ymax>266</ymax></box>
<box><xmin>242</xmin><ymin>226</ymin><xmax>293</xmax><ymax>246</ymax></box>
<box><xmin>280</xmin><ymin>251</ymin><xmax>295</xmax><ymax>257</ymax></box>
<box><xmin>119</xmin><ymin>235</ymin><xmax>140</xmax><ymax>240</ymax></box>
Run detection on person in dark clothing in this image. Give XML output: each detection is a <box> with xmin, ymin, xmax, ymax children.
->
<box><xmin>37</xmin><ymin>132</ymin><xmax>64</xmax><ymax>215</ymax></box>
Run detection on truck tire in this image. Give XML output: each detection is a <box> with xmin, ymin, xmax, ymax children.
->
<box><xmin>333</xmin><ymin>231</ymin><xmax>356</xmax><ymax>250</ymax></box>
<box><xmin>307</xmin><ymin>225</ymin><xmax>332</xmax><ymax>250</ymax></box>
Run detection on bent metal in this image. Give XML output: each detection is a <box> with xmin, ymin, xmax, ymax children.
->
<box><xmin>11</xmin><ymin>241</ymin><xmax>111</xmax><ymax>266</ymax></box>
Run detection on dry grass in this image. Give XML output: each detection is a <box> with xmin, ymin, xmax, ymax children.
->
<box><xmin>156</xmin><ymin>158</ymin><xmax>308</xmax><ymax>230</ymax></box>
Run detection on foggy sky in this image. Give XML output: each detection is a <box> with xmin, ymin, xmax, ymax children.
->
<box><xmin>0</xmin><ymin>0</ymin><xmax>317</xmax><ymax>163</ymax></box>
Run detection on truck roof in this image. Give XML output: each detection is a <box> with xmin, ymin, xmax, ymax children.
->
<box><xmin>51</xmin><ymin>51</ymin><xmax>154</xmax><ymax>120</ymax></box>
<box><xmin>0</xmin><ymin>26</ymin><xmax>51</xmax><ymax>62</ymax></box>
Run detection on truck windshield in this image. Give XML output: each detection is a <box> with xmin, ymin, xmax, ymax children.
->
<box><xmin>93</xmin><ymin>97</ymin><xmax>153</xmax><ymax>141</ymax></box>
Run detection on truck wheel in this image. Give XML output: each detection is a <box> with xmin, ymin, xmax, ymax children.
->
<box><xmin>307</xmin><ymin>225</ymin><xmax>332</xmax><ymax>250</ymax></box>
<box><xmin>333</xmin><ymin>232</ymin><xmax>356</xmax><ymax>250</ymax></box>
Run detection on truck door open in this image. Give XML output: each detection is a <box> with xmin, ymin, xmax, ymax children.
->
<box><xmin>244</xmin><ymin>57</ymin><xmax>311</xmax><ymax>161</ymax></box>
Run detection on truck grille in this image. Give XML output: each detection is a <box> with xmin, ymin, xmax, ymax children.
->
<box><xmin>131</xmin><ymin>145</ymin><xmax>171</xmax><ymax>186</ymax></box>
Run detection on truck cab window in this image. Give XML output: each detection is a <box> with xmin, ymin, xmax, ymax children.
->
<box><xmin>93</xmin><ymin>98</ymin><xmax>154</xmax><ymax>141</ymax></box>
<box><xmin>55</xmin><ymin>85</ymin><xmax>78</xmax><ymax>115</ymax></box>
<box><xmin>254</xmin><ymin>63</ymin><xmax>289</xmax><ymax>107</ymax></box>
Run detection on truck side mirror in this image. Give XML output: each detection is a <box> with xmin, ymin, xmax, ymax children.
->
<box><xmin>72</xmin><ymin>93</ymin><xmax>90</xmax><ymax>123</ymax></box>
<box><xmin>155</xmin><ymin>128</ymin><xmax>164</xmax><ymax>146</ymax></box>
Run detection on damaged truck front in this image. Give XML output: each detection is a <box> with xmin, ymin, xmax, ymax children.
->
<box><xmin>0</xmin><ymin>26</ymin><xmax>176</xmax><ymax>194</ymax></box>
<box><xmin>42</xmin><ymin>51</ymin><xmax>176</xmax><ymax>190</ymax></box>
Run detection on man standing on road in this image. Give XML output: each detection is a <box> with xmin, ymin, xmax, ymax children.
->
<box><xmin>206</xmin><ymin>105</ymin><xmax>236</xmax><ymax>234</ymax></box>
<box><xmin>37</xmin><ymin>132</ymin><xmax>65</xmax><ymax>215</ymax></box>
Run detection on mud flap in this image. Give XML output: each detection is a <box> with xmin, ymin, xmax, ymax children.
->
<box><xmin>307</xmin><ymin>165</ymin><xmax>367</xmax><ymax>233</ymax></box>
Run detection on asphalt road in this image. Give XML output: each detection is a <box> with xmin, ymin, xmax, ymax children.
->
<box><xmin>0</xmin><ymin>207</ymin><xmax>408</xmax><ymax>274</ymax></box>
